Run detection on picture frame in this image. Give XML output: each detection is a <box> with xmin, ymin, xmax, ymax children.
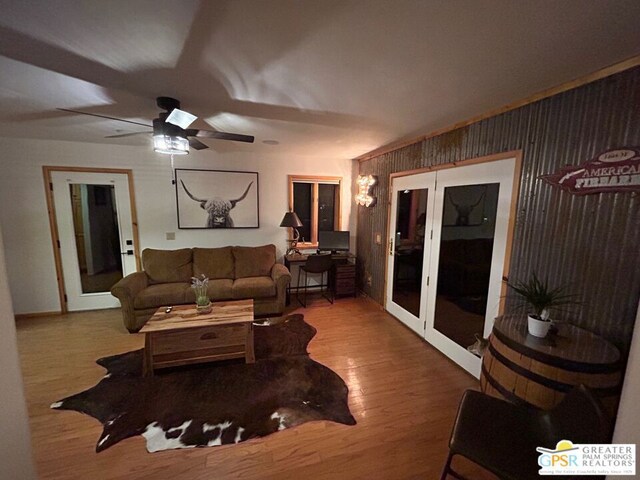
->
<box><xmin>175</xmin><ymin>168</ymin><xmax>259</xmax><ymax>229</ymax></box>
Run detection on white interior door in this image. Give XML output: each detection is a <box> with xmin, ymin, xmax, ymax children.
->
<box><xmin>51</xmin><ymin>171</ymin><xmax>137</xmax><ymax>311</ymax></box>
<box><xmin>424</xmin><ymin>157</ymin><xmax>516</xmax><ymax>377</ymax></box>
<box><xmin>385</xmin><ymin>172</ymin><xmax>436</xmax><ymax>335</ymax></box>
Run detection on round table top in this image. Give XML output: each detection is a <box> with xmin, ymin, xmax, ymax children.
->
<box><xmin>492</xmin><ymin>315</ymin><xmax>620</xmax><ymax>370</ymax></box>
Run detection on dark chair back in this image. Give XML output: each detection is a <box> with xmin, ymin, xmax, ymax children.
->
<box><xmin>441</xmin><ymin>385</ymin><xmax>612</xmax><ymax>480</ymax></box>
<box><xmin>303</xmin><ymin>254</ymin><xmax>333</xmax><ymax>274</ymax></box>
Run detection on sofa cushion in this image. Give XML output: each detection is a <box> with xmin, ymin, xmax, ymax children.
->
<box><xmin>232</xmin><ymin>276</ymin><xmax>276</xmax><ymax>299</ymax></box>
<box><xmin>134</xmin><ymin>283</ymin><xmax>191</xmax><ymax>309</ymax></box>
<box><xmin>209</xmin><ymin>279</ymin><xmax>234</xmax><ymax>300</ymax></box>
<box><xmin>233</xmin><ymin>244</ymin><xmax>276</xmax><ymax>278</ymax></box>
<box><xmin>192</xmin><ymin>247</ymin><xmax>234</xmax><ymax>280</ymax></box>
<box><xmin>142</xmin><ymin>248</ymin><xmax>193</xmax><ymax>284</ymax></box>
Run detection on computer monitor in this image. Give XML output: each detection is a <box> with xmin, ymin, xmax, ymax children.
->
<box><xmin>318</xmin><ymin>230</ymin><xmax>350</xmax><ymax>253</ymax></box>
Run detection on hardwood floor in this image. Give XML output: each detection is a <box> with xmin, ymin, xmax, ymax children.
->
<box><xmin>17</xmin><ymin>297</ymin><xmax>496</xmax><ymax>479</ymax></box>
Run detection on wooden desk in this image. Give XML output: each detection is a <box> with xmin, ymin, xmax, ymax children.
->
<box><xmin>481</xmin><ymin>315</ymin><xmax>622</xmax><ymax>416</ymax></box>
<box><xmin>284</xmin><ymin>253</ymin><xmax>357</xmax><ymax>304</ymax></box>
<box><xmin>284</xmin><ymin>252</ymin><xmax>354</xmax><ymax>264</ymax></box>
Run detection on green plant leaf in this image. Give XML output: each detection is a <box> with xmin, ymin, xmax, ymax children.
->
<box><xmin>507</xmin><ymin>272</ymin><xmax>580</xmax><ymax>317</ymax></box>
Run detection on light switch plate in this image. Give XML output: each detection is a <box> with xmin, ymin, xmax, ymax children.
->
<box><xmin>166</xmin><ymin>232</ymin><xmax>176</xmax><ymax>240</ymax></box>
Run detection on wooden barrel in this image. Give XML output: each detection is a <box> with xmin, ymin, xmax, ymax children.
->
<box><xmin>480</xmin><ymin>315</ymin><xmax>622</xmax><ymax>417</ymax></box>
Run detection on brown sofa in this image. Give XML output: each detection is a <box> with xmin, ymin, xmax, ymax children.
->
<box><xmin>111</xmin><ymin>244</ymin><xmax>291</xmax><ymax>333</ymax></box>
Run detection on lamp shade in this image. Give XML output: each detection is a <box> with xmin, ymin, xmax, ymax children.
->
<box><xmin>279</xmin><ymin>211</ymin><xmax>303</xmax><ymax>228</ymax></box>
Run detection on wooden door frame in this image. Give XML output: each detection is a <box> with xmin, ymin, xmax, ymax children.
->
<box><xmin>43</xmin><ymin>166</ymin><xmax>141</xmax><ymax>313</ymax></box>
<box><xmin>383</xmin><ymin>149</ymin><xmax>523</xmax><ymax>315</ymax></box>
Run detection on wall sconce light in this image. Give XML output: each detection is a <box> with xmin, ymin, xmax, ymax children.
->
<box><xmin>356</xmin><ymin>174</ymin><xmax>377</xmax><ymax>207</ymax></box>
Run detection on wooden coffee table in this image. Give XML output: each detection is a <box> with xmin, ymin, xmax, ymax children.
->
<box><xmin>140</xmin><ymin>299</ymin><xmax>255</xmax><ymax>376</ymax></box>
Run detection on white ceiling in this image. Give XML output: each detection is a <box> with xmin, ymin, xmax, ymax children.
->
<box><xmin>0</xmin><ymin>0</ymin><xmax>638</xmax><ymax>160</ymax></box>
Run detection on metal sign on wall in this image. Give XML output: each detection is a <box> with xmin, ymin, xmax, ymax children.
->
<box><xmin>541</xmin><ymin>147</ymin><xmax>640</xmax><ymax>195</ymax></box>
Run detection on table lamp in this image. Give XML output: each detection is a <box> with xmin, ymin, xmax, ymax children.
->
<box><xmin>279</xmin><ymin>211</ymin><xmax>304</xmax><ymax>255</ymax></box>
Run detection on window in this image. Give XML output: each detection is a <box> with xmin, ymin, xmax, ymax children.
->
<box><xmin>288</xmin><ymin>175</ymin><xmax>342</xmax><ymax>247</ymax></box>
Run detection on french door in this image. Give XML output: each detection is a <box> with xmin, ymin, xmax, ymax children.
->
<box><xmin>385</xmin><ymin>172</ymin><xmax>435</xmax><ymax>335</ymax></box>
<box><xmin>51</xmin><ymin>171</ymin><xmax>137</xmax><ymax>311</ymax></box>
<box><xmin>385</xmin><ymin>157</ymin><xmax>517</xmax><ymax>377</ymax></box>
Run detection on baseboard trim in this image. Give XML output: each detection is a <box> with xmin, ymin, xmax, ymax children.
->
<box><xmin>15</xmin><ymin>311</ymin><xmax>63</xmax><ymax>320</ymax></box>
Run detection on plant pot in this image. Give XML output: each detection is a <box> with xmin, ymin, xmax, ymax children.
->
<box><xmin>527</xmin><ymin>314</ymin><xmax>551</xmax><ymax>338</ymax></box>
<box><xmin>196</xmin><ymin>302</ymin><xmax>212</xmax><ymax>315</ymax></box>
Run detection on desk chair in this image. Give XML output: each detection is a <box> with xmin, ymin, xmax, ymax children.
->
<box><xmin>441</xmin><ymin>385</ymin><xmax>610</xmax><ymax>480</ymax></box>
<box><xmin>296</xmin><ymin>254</ymin><xmax>334</xmax><ymax>307</ymax></box>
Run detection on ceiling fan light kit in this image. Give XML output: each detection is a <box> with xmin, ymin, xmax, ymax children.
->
<box><xmin>153</xmin><ymin>110</ymin><xmax>190</xmax><ymax>155</ymax></box>
<box><xmin>153</xmin><ymin>99</ymin><xmax>193</xmax><ymax>155</ymax></box>
<box><xmin>153</xmin><ymin>133</ymin><xmax>189</xmax><ymax>155</ymax></box>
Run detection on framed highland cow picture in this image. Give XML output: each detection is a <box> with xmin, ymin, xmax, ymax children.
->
<box><xmin>175</xmin><ymin>169</ymin><xmax>259</xmax><ymax>229</ymax></box>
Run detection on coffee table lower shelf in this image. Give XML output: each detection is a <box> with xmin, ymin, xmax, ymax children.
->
<box><xmin>140</xmin><ymin>301</ymin><xmax>255</xmax><ymax>376</ymax></box>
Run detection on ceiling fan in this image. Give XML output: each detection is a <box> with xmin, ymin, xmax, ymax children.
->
<box><xmin>58</xmin><ymin>97</ymin><xmax>255</xmax><ymax>154</ymax></box>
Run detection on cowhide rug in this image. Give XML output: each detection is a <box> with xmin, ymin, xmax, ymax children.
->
<box><xmin>51</xmin><ymin>314</ymin><xmax>355</xmax><ymax>453</ymax></box>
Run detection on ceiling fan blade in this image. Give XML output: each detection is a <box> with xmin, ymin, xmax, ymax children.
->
<box><xmin>189</xmin><ymin>138</ymin><xmax>209</xmax><ymax>150</ymax></box>
<box><xmin>105</xmin><ymin>131</ymin><xmax>151</xmax><ymax>138</ymax></box>
<box><xmin>57</xmin><ymin>108</ymin><xmax>152</xmax><ymax>128</ymax></box>
<box><xmin>187</xmin><ymin>129</ymin><xmax>255</xmax><ymax>143</ymax></box>
<box><xmin>166</xmin><ymin>108</ymin><xmax>197</xmax><ymax>129</ymax></box>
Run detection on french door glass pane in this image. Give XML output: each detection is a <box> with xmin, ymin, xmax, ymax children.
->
<box><xmin>433</xmin><ymin>183</ymin><xmax>500</xmax><ymax>349</ymax></box>
<box><xmin>391</xmin><ymin>188</ymin><xmax>429</xmax><ymax>317</ymax></box>
<box><xmin>69</xmin><ymin>184</ymin><xmax>123</xmax><ymax>293</ymax></box>
<box><xmin>293</xmin><ymin>182</ymin><xmax>312</xmax><ymax>242</ymax></box>
<box><xmin>318</xmin><ymin>183</ymin><xmax>336</xmax><ymax>231</ymax></box>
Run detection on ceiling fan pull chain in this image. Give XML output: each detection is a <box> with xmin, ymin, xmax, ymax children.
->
<box><xmin>170</xmin><ymin>153</ymin><xmax>176</xmax><ymax>185</ymax></box>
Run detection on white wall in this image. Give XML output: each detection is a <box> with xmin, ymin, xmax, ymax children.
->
<box><xmin>0</xmin><ymin>225</ymin><xmax>37</xmax><ymax>480</ymax></box>
<box><xmin>0</xmin><ymin>137</ymin><xmax>356</xmax><ymax>314</ymax></box>
<box><xmin>608</xmin><ymin>300</ymin><xmax>640</xmax><ymax>480</ymax></box>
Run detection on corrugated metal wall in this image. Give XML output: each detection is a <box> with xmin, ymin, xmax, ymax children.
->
<box><xmin>357</xmin><ymin>67</ymin><xmax>640</xmax><ymax>352</ymax></box>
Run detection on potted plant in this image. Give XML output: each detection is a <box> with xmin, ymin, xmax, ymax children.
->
<box><xmin>508</xmin><ymin>273</ymin><xmax>579</xmax><ymax>338</ymax></box>
<box><xmin>191</xmin><ymin>274</ymin><xmax>212</xmax><ymax>314</ymax></box>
